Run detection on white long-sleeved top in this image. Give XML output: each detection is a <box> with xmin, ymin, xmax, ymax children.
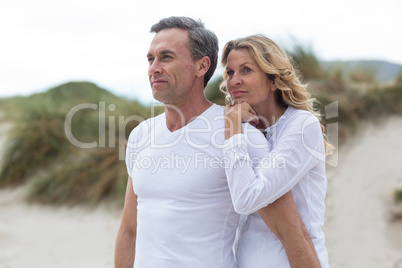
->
<box><xmin>223</xmin><ymin>106</ymin><xmax>329</xmax><ymax>268</ymax></box>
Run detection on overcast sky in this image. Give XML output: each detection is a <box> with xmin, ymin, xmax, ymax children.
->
<box><xmin>1</xmin><ymin>0</ymin><xmax>401</xmax><ymax>103</ymax></box>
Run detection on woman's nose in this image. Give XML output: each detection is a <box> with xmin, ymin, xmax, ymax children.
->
<box><xmin>229</xmin><ymin>73</ymin><xmax>242</xmax><ymax>87</ymax></box>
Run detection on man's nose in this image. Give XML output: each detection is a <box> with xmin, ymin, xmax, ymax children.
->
<box><xmin>149</xmin><ymin>59</ymin><xmax>162</xmax><ymax>75</ymax></box>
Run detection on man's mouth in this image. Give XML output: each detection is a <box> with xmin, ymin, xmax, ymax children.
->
<box><xmin>152</xmin><ymin>79</ymin><xmax>167</xmax><ymax>86</ymax></box>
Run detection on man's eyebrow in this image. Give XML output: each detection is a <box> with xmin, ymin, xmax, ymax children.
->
<box><xmin>147</xmin><ymin>50</ymin><xmax>176</xmax><ymax>58</ymax></box>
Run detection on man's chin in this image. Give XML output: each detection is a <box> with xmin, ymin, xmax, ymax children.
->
<box><xmin>152</xmin><ymin>94</ymin><xmax>178</xmax><ymax>106</ymax></box>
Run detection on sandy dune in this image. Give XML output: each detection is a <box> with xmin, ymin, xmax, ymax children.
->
<box><xmin>1</xmin><ymin>116</ymin><xmax>402</xmax><ymax>267</ymax></box>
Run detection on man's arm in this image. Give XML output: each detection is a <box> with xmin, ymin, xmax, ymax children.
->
<box><xmin>258</xmin><ymin>191</ymin><xmax>320</xmax><ymax>268</ymax></box>
<box><xmin>115</xmin><ymin>176</ymin><xmax>138</xmax><ymax>268</ymax></box>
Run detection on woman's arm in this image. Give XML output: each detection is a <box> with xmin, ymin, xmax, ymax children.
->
<box><xmin>224</xmin><ymin>103</ymin><xmax>321</xmax><ymax>266</ymax></box>
<box><xmin>258</xmin><ymin>192</ymin><xmax>320</xmax><ymax>268</ymax></box>
<box><xmin>224</xmin><ymin>104</ymin><xmax>323</xmax><ymax>214</ymax></box>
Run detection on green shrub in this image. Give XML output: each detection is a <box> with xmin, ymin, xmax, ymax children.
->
<box><xmin>394</xmin><ymin>189</ymin><xmax>402</xmax><ymax>203</ymax></box>
<box><xmin>205</xmin><ymin>76</ymin><xmax>225</xmax><ymax>105</ymax></box>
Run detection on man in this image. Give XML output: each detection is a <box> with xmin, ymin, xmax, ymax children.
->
<box><xmin>115</xmin><ymin>16</ymin><xmax>319</xmax><ymax>268</ymax></box>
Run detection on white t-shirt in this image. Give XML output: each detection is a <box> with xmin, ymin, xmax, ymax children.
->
<box><xmin>125</xmin><ymin>104</ymin><xmax>268</xmax><ymax>268</ymax></box>
<box><xmin>223</xmin><ymin>106</ymin><xmax>329</xmax><ymax>268</ymax></box>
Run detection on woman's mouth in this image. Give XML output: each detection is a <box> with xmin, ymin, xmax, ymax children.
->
<box><xmin>231</xmin><ymin>90</ymin><xmax>247</xmax><ymax>98</ymax></box>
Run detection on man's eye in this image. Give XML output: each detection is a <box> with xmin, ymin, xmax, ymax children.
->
<box><xmin>147</xmin><ymin>57</ymin><xmax>154</xmax><ymax>63</ymax></box>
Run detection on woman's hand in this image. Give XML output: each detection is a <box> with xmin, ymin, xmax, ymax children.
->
<box><xmin>224</xmin><ymin>102</ymin><xmax>260</xmax><ymax>140</ymax></box>
<box><xmin>225</xmin><ymin>102</ymin><xmax>259</xmax><ymax>126</ymax></box>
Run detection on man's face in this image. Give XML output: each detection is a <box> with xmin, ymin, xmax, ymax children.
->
<box><xmin>147</xmin><ymin>28</ymin><xmax>196</xmax><ymax>105</ymax></box>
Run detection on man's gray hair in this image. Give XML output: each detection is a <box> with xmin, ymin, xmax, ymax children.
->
<box><xmin>151</xmin><ymin>16</ymin><xmax>218</xmax><ymax>88</ymax></box>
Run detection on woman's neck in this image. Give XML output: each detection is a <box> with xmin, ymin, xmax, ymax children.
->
<box><xmin>254</xmin><ymin>101</ymin><xmax>287</xmax><ymax>130</ymax></box>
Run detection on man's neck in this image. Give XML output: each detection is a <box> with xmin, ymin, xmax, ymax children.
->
<box><xmin>164</xmin><ymin>96</ymin><xmax>212</xmax><ymax>132</ymax></box>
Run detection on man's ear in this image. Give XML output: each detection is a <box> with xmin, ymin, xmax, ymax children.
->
<box><xmin>195</xmin><ymin>56</ymin><xmax>211</xmax><ymax>78</ymax></box>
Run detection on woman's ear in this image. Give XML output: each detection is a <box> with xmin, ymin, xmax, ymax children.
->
<box><xmin>195</xmin><ymin>56</ymin><xmax>211</xmax><ymax>78</ymax></box>
<box><xmin>270</xmin><ymin>80</ymin><xmax>277</xmax><ymax>91</ymax></box>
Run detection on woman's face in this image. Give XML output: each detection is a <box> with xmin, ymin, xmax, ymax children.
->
<box><xmin>225</xmin><ymin>49</ymin><xmax>276</xmax><ymax>107</ymax></box>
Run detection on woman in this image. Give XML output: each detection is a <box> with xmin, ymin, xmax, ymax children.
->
<box><xmin>221</xmin><ymin>35</ymin><xmax>333</xmax><ymax>267</ymax></box>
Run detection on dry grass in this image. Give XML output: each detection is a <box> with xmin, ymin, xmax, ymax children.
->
<box><xmin>29</xmin><ymin>147</ymin><xmax>128</xmax><ymax>206</ymax></box>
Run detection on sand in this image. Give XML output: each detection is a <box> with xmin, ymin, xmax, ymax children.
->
<box><xmin>0</xmin><ymin>115</ymin><xmax>122</xmax><ymax>268</ymax></box>
<box><xmin>0</xmin><ymin>187</ymin><xmax>122</xmax><ymax>268</ymax></box>
<box><xmin>1</xmin><ymin>116</ymin><xmax>402</xmax><ymax>267</ymax></box>
<box><xmin>323</xmin><ymin>116</ymin><xmax>402</xmax><ymax>267</ymax></box>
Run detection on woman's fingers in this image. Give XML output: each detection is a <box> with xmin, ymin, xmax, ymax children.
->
<box><xmin>237</xmin><ymin>103</ymin><xmax>257</xmax><ymax>123</ymax></box>
<box><xmin>225</xmin><ymin>103</ymin><xmax>261</xmax><ymax>125</ymax></box>
<box><xmin>224</xmin><ymin>104</ymin><xmax>236</xmax><ymax>116</ymax></box>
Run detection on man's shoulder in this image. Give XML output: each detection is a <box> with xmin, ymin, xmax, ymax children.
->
<box><xmin>210</xmin><ymin>103</ymin><xmax>225</xmax><ymax>113</ymax></box>
<box><xmin>196</xmin><ymin>104</ymin><xmax>225</xmax><ymax>129</ymax></box>
<box><xmin>205</xmin><ymin>103</ymin><xmax>225</xmax><ymax>118</ymax></box>
<box><xmin>127</xmin><ymin>112</ymin><xmax>165</xmax><ymax>142</ymax></box>
<box><xmin>137</xmin><ymin>112</ymin><xmax>164</xmax><ymax>129</ymax></box>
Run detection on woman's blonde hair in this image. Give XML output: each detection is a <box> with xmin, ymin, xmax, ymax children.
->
<box><xmin>220</xmin><ymin>34</ymin><xmax>334</xmax><ymax>155</ymax></box>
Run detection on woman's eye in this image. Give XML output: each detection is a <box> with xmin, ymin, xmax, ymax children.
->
<box><xmin>244</xmin><ymin>67</ymin><xmax>251</xmax><ymax>73</ymax></box>
<box><xmin>227</xmin><ymin>70</ymin><xmax>234</xmax><ymax>76</ymax></box>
